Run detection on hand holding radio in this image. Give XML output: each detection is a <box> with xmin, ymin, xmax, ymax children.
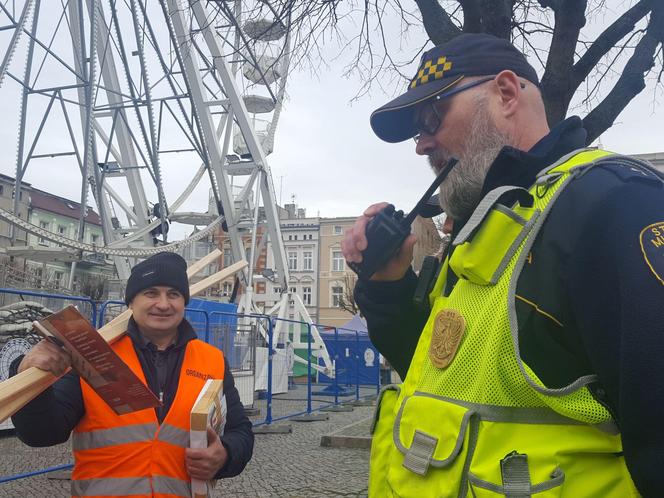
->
<box><xmin>342</xmin><ymin>202</ymin><xmax>417</xmax><ymax>282</ymax></box>
<box><xmin>344</xmin><ymin>158</ymin><xmax>458</xmax><ymax>281</ymax></box>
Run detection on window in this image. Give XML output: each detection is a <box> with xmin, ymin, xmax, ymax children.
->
<box><xmin>294</xmin><ymin>235</ymin><xmax>298</xmax><ymax>241</ymax></box>
<box><xmin>195</xmin><ymin>241</ymin><xmax>209</xmax><ymax>258</ymax></box>
<box><xmin>222</xmin><ymin>281</ymin><xmax>232</xmax><ymax>295</ymax></box>
<box><xmin>288</xmin><ymin>235</ymin><xmax>292</xmax><ymax>241</ymax></box>
<box><xmin>288</xmin><ymin>251</ymin><xmax>298</xmax><ymax>270</ymax></box>
<box><xmin>0</xmin><ymin>185</ymin><xmax>4</xmax><ymax>196</ymax></box>
<box><xmin>303</xmin><ymin>286</ymin><xmax>312</xmax><ymax>305</ymax></box>
<box><xmin>54</xmin><ymin>271</ymin><xmax>63</xmax><ymax>287</ymax></box>
<box><xmin>289</xmin><ymin>286</ymin><xmax>297</xmax><ymax>294</ymax></box>
<box><xmin>303</xmin><ymin>251</ymin><xmax>312</xmax><ymax>270</ymax></box>
<box><xmin>57</xmin><ymin>225</ymin><xmax>66</xmax><ymax>236</ymax></box>
<box><xmin>274</xmin><ymin>286</ymin><xmax>282</xmax><ymax>294</ymax></box>
<box><xmin>223</xmin><ymin>247</ymin><xmax>231</xmax><ymax>265</ymax></box>
<box><xmin>332</xmin><ymin>251</ymin><xmax>344</xmax><ymax>271</ymax></box>
<box><xmin>91</xmin><ymin>234</ymin><xmax>99</xmax><ymax>245</ymax></box>
<box><xmin>333</xmin><ymin>225</ymin><xmax>343</xmax><ymax>235</ymax></box>
<box><xmin>332</xmin><ymin>285</ymin><xmax>343</xmax><ymax>307</ymax></box>
<box><xmin>39</xmin><ymin>221</ymin><xmax>49</xmax><ymax>245</ymax></box>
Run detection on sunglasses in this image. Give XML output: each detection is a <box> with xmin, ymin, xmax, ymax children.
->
<box><xmin>413</xmin><ymin>76</ymin><xmax>525</xmax><ymax>142</ymax></box>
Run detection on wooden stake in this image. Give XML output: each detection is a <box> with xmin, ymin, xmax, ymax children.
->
<box><xmin>0</xmin><ymin>256</ymin><xmax>246</xmax><ymax>423</ymax></box>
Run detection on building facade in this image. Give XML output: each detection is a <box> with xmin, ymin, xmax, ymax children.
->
<box><xmin>25</xmin><ymin>188</ymin><xmax>111</xmax><ymax>292</ymax></box>
<box><xmin>316</xmin><ymin>215</ymin><xmax>443</xmax><ymax>327</ymax></box>
<box><xmin>259</xmin><ymin>204</ymin><xmax>319</xmax><ymax>321</ymax></box>
<box><xmin>317</xmin><ymin>217</ymin><xmax>356</xmax><ymax>327</ymax></box>
<box><xmin>0</xmin><ymin>173</ymin><xmax>30</xmax><ymax>249</ymax></box>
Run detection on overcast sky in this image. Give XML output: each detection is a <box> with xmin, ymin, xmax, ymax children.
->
<box><xmin>0</xmin><ymin>1</ymin><xmax>661</xmax><ymax>241</ymax></box>
<box><xmin>267</xmin><ymin>4</ymin><xmax>664</xmax><ymax>219</ymax></box>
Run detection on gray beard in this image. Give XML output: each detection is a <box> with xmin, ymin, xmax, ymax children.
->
<box><xmin>429</xmin><ymin>109</ymin><xmax>511</xmax><ymax>221</ymax></box>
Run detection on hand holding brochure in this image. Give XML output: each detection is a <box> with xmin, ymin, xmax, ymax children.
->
<box><xmin>33</xmin><ymin>305</ymin><xmax>160</xmax><ymax>415</ymax></box>
<box><xmin>190</xmin><ymin>379</ymin><xmax>227</xmax><ymax>498</ymax></box>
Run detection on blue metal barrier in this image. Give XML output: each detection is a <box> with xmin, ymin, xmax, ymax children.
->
<box><xmin>208</xmin><ymin>311</ymin><xmax>274</xmax><ymax>427</ymax></box>
<box><xmin>97</xmin><ymin>299</ymin><xmax>125</xmax><ymax>328</ymax></box>
<box><xmin>0</xmin><ymin>463</ymin><xmax>73</xmax><ymax>484</ymax></box>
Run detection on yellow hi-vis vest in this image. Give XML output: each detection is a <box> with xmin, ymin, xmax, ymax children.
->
<box><xmin>369</xmin><ymin>149</ymin><xmax>642</xmax><ymax>498</ymax></box>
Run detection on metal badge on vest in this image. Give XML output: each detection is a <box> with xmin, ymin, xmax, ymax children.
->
<box><xmin>429</xmin><ymin>309</ymin><xmax>465</xmax><ymax>369</ymax></box>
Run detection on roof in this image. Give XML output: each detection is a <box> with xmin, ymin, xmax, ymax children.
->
<box><xmin>320</xmin><ymin>314</ymin><xmax>368</xmax><ymax>336</ymax></box>
<box><xmin>30</xmin><ymin>188</ymin><xmax>102</xmax><ymax>225</ymax></box>
<box><xmin>0</xmin><ymin>173</ymin><xmax>31</xmax><ymax>186</ymax></box>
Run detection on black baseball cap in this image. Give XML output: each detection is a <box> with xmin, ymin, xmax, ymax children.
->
<box><xmin>370</xmin><ymin>33</ymin><xmax>540</xmax><ymax>143</ymax></box>
<box><xmin>125</xmin><ymin>252</ymin><xmax>190</xmax><ymax>305</ymax></box>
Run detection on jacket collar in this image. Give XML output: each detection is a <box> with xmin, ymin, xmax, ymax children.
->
<box><xmin>451</xmin><ymin>116</ymin><xmax>587</xmax><ymax>239</ymax></box>
<box><xmin>480</xmin><ymin>116</ymin><xmax>587</xmax><ymax>197</ymax></box>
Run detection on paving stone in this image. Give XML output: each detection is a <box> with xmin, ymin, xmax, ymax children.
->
<box><xmin>320</xmin><ymin>417</ymin><xmax>372</xmax><ymax>449</ymax></box>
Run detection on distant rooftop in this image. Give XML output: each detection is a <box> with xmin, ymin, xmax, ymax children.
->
<box><xmin>30</xmin><ymin>188</ymin><xmax>102</xmax><ymax>225</ymax></box>
<box><xmin>633</xmin><ymin>152</ymin><xmax>664</xmax><ymax>172</ymax></box>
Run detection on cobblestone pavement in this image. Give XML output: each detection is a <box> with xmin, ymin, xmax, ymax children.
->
<box><xmin>0</xmin><ymin>386</ymin><xmax>376</xmax><ymax>497</ymax></box>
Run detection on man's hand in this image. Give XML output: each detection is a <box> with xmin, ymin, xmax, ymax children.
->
<box><xmin>185</xmin><ymin>425</ymin><xmax>228</xmax><ymax>481</ymax></box>
<box><xmin>342</xmin><ymin>202</ymin><xmax>417</xmax><ymax>282</ymax></box>
<box><xmin>17</xmin><ymin>339</ymin><xmax>71</xmax><ymax>376</ymax></box>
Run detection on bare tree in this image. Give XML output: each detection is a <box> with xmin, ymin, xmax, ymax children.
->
<box><xmin>220</xmin><ymin>0</ymin><xmax>664</xmax><ymax>144</ymax></box>
<box><xmin>337</xmin><ymin>273</ymin><xmax>361</xmax><ymax>316</ymax></box>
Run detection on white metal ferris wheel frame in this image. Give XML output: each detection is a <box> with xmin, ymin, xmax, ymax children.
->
<box><xmin>0</xmin><ymin>0</ymin><xmax>334</xmax><ymax>375</ymax></box>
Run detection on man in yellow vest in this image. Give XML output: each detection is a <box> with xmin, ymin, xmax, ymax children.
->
<box><xmin>11</xmin><ymin>252</ymin><xmax>254</xmax><ymax>497</ymax></box>
<box><xmin>343</xmin><ymin>33</ymin><xmax>664</xmax><ymax>497</ymax></box>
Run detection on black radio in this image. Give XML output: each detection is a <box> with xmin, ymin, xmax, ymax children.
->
<box><xmin>348</xmin><ymin>158</ymin><xmax>458</xmax><ymax>280</ymax></box>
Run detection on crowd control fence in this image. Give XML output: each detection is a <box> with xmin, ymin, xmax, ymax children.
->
<box><xmin>0</xmin><ymin>289</ymin><xmax>380</xmax><ymax>485</ymax></box>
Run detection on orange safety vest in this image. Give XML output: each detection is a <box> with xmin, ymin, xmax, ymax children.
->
<box><xmin>71</xmin><ymin>335</ymin><xmax>225</xmax><ymax>498</ymax></box>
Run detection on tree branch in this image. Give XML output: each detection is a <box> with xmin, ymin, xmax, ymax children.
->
<box><xmin>459</xmin><ymin>0</ymin><xmax>482</xmax><ymax>33</ymax></box>
<box><xmin>573</xmin><ymin>0</ymin><xmax>653</xmax><ymax>87</ymax></box>
<box><xmin>583</xmin><ymin>3</ymin><xmax>664</xmax><ymax>144</ymax></box>
<box><xmin>540</xmin><ymin>0</ymin><xmax>588</xmax><ymax>125</ymax></box>
<box><xmin>479</xmin><ymin>0</ymin><xmax>513</xmax><ymax>39</ymax></box>
<box><xmin>537</xmin><ymin>0</ymin><xmax>562</xmax><ymax>11</ymax></box>
<box><xmin>414</xmin><ymin>0</ymin><xmax>461</xmax><ymax>44</ymax></box>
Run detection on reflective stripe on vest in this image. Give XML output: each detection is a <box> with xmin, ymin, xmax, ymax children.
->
<box><xmin>72</xmin><ymin>423</ymin><xmax>158</xmax><ymax>451</ymax></box>
<box><xmin>71</xmin><ymin>475</ymin><xmax>190</xmax><ymax>497</ymax></box>
<box><xmin>151</xmin><ymin>475</ymin><xmax>191</xmax><ymax>497</ymax></box>
<box><xmin>157</xmin><ymin>423</ymin><xmax>190</xmax><ymax>448</ymax></box>
<box><xmin>72</xmin><ymin>422</ymin><xmax>190</xmax><ymax>451</ymax></box>
<box><xmin>72</xmin><ymin>477</ymin><xmax>152</xmax><ymax>496</ymax></box>
<box><xmin>368</xmin><ymin>149</ymin><xmax>642</xmax><ymax>498</ymax></box>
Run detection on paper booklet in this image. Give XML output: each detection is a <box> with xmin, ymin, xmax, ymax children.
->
<box><xmin>190</xmin><ymin>378</ymin><xmax>227</xmax><ymax>498</ymax></box>
<box><xmin>32</xmin><ymin>305</ymin><xmax>160</xmax><ymax>415</ymax></box>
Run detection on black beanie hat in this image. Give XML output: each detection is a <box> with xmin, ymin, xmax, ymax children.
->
<box><xmin>124</xmin><ymin>252</ymin><xmax>190</xmax><ymax>305</ymax></box>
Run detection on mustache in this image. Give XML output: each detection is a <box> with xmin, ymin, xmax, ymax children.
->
<box><xmin>428</xmin><ymin>149</ymin><xmax>454</xmax><ymax>173</ymax></box>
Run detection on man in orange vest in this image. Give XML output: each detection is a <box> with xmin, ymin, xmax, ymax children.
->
<box><xmin>11</xmin><ymin>252</ymin><xmax>254</xmax><ymax>497</ymax></box>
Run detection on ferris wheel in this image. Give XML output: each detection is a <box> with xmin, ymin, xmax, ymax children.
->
<box><xmin>0</xmin><ymin>0</ymin><xmax>289</xmax><ymax>277</ymax></box>
<box><xmin>0</xmin><ymin>0</ymin><xmax>333</xmax><ymax>373</ymax></box>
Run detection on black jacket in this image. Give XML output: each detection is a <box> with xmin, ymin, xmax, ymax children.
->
<box><xmin>355</xmin><ymin>117</ymin><xmax>664</xmax><ymax>497</ymax></box>
<box><xmin>10</xmin><ymin>317</ymin><xmax>254</xmax><ymax>479</ymax></box>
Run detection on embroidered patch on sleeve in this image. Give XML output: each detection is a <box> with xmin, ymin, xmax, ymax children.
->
<box><xmin>640</xmin><ymin>222</ymin><xmax>664</xmax><ymax>285</ymax></box>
